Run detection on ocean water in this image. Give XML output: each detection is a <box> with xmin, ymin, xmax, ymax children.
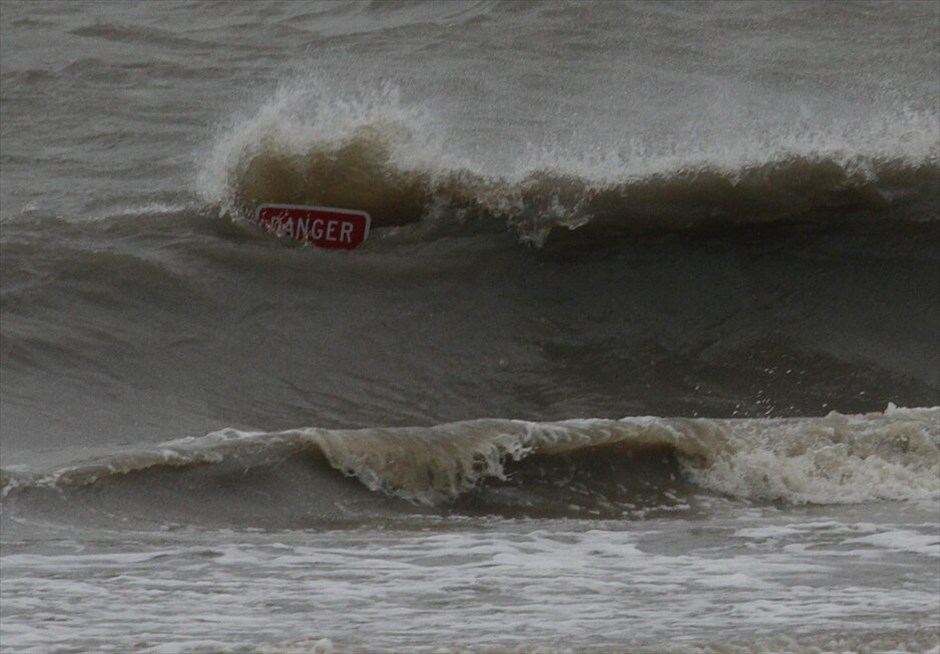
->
<box><xmin>1</xmin><ymin>1</ymin><xmax>938</xmax><ymax>652</ymax></box>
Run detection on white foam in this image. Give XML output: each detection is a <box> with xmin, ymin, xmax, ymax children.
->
<box><xmin>194</xmin><ymin>71</ymin><xmax>940</xmax><ymax>223</ymax></box>
<box><xmin>844</xmin><ymin>529</ymin><xmax>940</xmax><ymax>557</ymax></box>
<box><xmin>2</xmin><ymin>513</ymin><xmax>937</xmax><ymax>652</ymax></box>
<box><xmin>505</xmin><ymin>95</ymin><xmax>940</xmax><ymax>187</ymax></box>
<box><xmin>678</xmin><ymin>407</ymin><xmax>940</xmax><ymax>505</ymax></box>
<box><xmin>4</xmin><ymin>407</ymin><xmax>937</xmax><ymax>508</ymax></box>
<box><xmin>306</xmin><ymin>406</ymin><xmax>940</xmax><ymax>506</ymax></box>
<box><xmin>195</xmin><ymin>76</ymin><xmax>456</xmax><ymax>211</ymax></box>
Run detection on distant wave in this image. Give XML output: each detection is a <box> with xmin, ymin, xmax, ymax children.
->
<box><xmin>3</xmin><ymin>406</ymin><xmax>937</xmax><ymax>527</ymax></box>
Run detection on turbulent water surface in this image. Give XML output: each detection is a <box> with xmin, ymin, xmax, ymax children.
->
<box><xmin>1</xmin><ymin>1</ymin><xmax>939</xmax><ymax>652</ymax></box>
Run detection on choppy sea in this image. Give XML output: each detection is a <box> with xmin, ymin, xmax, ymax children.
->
<box><xmin>1</xmin><ymin>1</ymin><xmax>938</xmax><ymax>652</ymax></box>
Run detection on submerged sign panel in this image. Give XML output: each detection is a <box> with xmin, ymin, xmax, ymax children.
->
<box><xmin>253</xmin><ymin>204</ymin><xmax>371</xmax><ymax>250</ymax></box>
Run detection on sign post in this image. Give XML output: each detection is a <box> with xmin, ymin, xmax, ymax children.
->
<box><xmin>253</xmin><ymin>204</ymin><xmax>371</xmax><ymax>250</ymax></box>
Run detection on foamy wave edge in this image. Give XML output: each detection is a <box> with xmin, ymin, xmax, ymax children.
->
<box><xmin>195</xmin><ymin>79</ymin><xmax>940</xmax><ymax>244</ymax></box>
<box><xmin>3</xmin><ymin>405</ymin><xmax>937</xmax><ymax>507</ymax></box>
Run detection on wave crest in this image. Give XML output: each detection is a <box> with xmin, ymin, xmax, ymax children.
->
<box><xmin>197</xmin><ymin>79</ymin><xmax>939</xmax><ymax>246</ymax></box>
<box><xmin>4</xmin><ymin>407</ymin><xmax>937</xmax><ymax>521</ymax></box>
<box><xmin>211</xmin><ymin>123</ymin><xmax>939</xmax><ymax>246</ymax></box>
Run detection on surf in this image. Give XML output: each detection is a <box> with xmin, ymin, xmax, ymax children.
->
<box><xmin>4</xmin><ymin>406</ymin><xmax>937</xmax><ymax>530</ymax></box>
<box><xmin>196</xmin><ymin>79</ymin><xmax>940</xmax><ymax>247</ymax></box>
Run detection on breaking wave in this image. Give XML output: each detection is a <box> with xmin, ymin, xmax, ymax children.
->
<box><xmin>3</xmin><ymin>406</ymin><xmax>937</xmax><ymax>528</ymax></box>
<box><xmin>197</xmin><ymin>80</ymin><xmax>940</xmax><ymax>247</ymax></box>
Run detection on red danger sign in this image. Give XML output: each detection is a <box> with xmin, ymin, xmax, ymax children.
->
<box><xmin>253</xmin><ymin>204</ymin><xmax>371</xmax><ymax>250</ymax></box>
